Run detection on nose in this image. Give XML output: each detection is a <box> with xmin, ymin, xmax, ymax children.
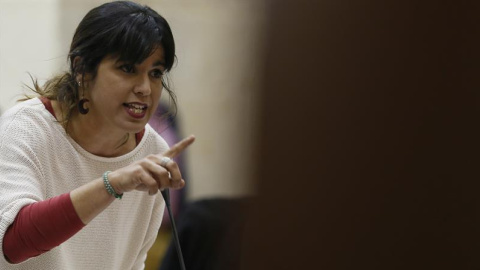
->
<box><xmin>133</xmin><ymin>74</ymin><xmax>151</xmax><ymax>96</ymax></box>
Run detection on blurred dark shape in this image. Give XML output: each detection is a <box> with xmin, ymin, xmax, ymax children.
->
<box><xmin>241</xmin><ymin>0</ymin><xmax>480</xmax><ymax>270</ymax></box>
<box><xmin>149</xmin><ymin>102</ymin><xmax>187</xmax><ymax>227</ymax></box>
<box><xmin>159</xmin><ymin>198</ymin><xmax>250</xmax><ymax>270</ymax></box>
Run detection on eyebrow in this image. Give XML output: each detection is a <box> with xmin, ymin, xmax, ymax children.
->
<box><xmin>153</xmin><ymin>60</ymin><xmax>166</xmax><ymax>67</ymax></box>
<box><xmin>115</xmin><ymin>58</ymin><xmax>166</xmax><ymax>69</ymax></box>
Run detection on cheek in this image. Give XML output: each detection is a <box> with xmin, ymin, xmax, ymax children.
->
<box><xmin>157</xmin><ymin>88</ymin><xmax>163</xmax><ymax>99</ymax></box>
<box><xmin>154</xmin><ymin>82</ymin><xmax>163</xmax><ymax>95</ymax></box>
<box><xmin>89</xmin><ymin>76</ymin><xmax>124</xmax><ymax>102</ymax></box>
<box><xmin>151</xmin><ymin>90</ymin><xmax>162</xmax><ymax>109</ymax></box>
<box><xmin>152</xmin><ymin>85</ymin><xmax>163</xmax><ymax>101</ymax></box>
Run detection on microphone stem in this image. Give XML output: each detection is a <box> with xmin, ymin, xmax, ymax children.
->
<box><xmin>162</xmin><ymin>189</ymin><xmax>186</xmax><ymax>270</ymax></box>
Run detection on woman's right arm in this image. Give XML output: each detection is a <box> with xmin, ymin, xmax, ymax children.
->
<box><xmin>3</xmin><ymin>193</ymin><xmax>84</xmax><ymax>263</ymax></box>
<box><xmin>70</xmin><ymin>135</ymin><xmax>194</xmax><ymax>224</ymax></box>
<box><xmin>3</xmin><ymin>135</ymin><xmax>194</xmax><ymax>264</ymax></box>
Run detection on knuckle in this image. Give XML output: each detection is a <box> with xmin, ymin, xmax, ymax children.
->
<box><xmin>144</xmin><ymin>178</ymin><xmax>158</xmax><ymax>190</ymax></box>
<box><xmin>147</xmin><ymin>180</ymin><xmax>158</xmax><ymax>189</ymax></box>
<box><xmin>138</xmin><ymin>159</ymin><xmax>150</xmax><ymax>166</ymax></box>
<box><xmin>159</xmin><ymin>170</ymin><xmax>170</xmax><ymax>178</ymax></box>
<box><xmin>146</xmin><ymin>154</ymin><xmax>156</xmax><ymax>160</ymax></box>
<box><xmin>174</xmin><ymin>172</ymin><xmax>182</xmax><ymax>181</ymax></box>
<box><xmin>170</xmin><ymin>161</ymin><xmax>179</xmax><ymax>169</ymax></box>
<box><xmin>132</xmin><ymin>166</ymin><xmax>144</xmax><ymax>177</ymax></box>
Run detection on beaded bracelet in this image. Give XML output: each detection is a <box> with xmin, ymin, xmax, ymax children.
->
<box><xmin>103</xmin><ymin>171</ymin><xmax>123</xmax><ymax>199</ymax></box>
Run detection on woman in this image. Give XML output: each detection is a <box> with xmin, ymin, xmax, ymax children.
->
<box><xmin>0</xmin><ymin>1</ymin><xmax>194</xmax><ymax>269</ymax></box>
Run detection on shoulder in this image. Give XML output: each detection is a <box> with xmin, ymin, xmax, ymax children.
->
<box><xmin>139</xmin><ymin>124</ymin><xmax>170</xmax><ymax>153</ymax></box>
<box><xmin>0</xmin><ymin>98</ymin><xmax>53</xmax><ymax>129</ymax></box>
<box><xmin>0</xmin><ymin>98</ymin><xmax>59</xmax><ymax>147</ymax></box>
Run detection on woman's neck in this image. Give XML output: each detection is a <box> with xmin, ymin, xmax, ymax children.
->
<box><xmin>52</xmin><ymin>100</ymin><xmax>135</xmax><ymax>157</ymax></box>
<box><xmin>69</xmin><ymin>122</ymin><xmax>134</xmax><ymax>157</ymax></box>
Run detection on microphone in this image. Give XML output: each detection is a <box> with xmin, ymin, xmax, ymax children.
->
<box><xmin>161</xmin><ymin>189</ymin><xmax>186</xmax><ymax>270</ymax></box>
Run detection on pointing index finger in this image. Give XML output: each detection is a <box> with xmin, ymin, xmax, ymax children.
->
<box><xmin>163</xmin><ymin>135</ymin><xmax>195</xmax><ymax>158</ymax></box>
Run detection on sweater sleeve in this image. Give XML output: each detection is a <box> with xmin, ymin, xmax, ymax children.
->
<box><xmin>3</xmin><ymin>192</ymin><xmax>85</xmax><ymax>263</ymax></box>
<box><xmin>0</xmin><ymin>105</ymin><xmax>57</xmax><ymax>263</ymax></box>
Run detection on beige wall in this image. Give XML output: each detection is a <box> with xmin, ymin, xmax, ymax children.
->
<box><xmin>0</xmin><ymin>0</ymin><xmax>63</xmax><ymax>110</ymax></box>
<box><xmin>0</xmin><ymin>0</ymin><xmax>265</xmax><ymax>200</ymax></box>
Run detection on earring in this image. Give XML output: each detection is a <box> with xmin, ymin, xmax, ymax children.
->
<box><xmin>77</xmin><ymin>80</ymin><xmax>90</xmax><ymax>115</ymax></box>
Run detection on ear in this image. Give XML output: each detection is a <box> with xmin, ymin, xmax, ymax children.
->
<box><xmin>73</xmin><ymin>56</ymin><xmax>83</xmax><ymax>83</ymax></box>
<box><xmin>73</xmin><ymin>56</ymin><xmax>93</xmax><ymax>86</ymax></box>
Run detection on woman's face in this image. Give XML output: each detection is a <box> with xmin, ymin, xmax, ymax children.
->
<box><xmin>83</xmin><ymin>48</ymin><xmax>166</xmax><ymax>134</ymax></box>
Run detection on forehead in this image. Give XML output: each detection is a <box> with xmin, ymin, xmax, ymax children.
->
<box><xmin>105</xmin><ymin>46</ymin><xmax>165</xmax><ymax>66</ymax></box>
<box><xmin>145</xmin><ymin>48</ymin><xmax>165</xmax><ymax>65</ymax></box>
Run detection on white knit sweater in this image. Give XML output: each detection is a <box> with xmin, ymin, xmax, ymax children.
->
<box><xmin>0</xmin><ymin>98</ymin><xmax>167</xmax><ymax>270</ymax></box>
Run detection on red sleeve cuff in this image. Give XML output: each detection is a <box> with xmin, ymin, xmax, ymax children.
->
<box><xmin>3</xmin><ymin>192</ymin><xmax>85</xmax><ymax>263</ymax></box>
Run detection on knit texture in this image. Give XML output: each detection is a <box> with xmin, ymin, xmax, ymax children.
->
<box><xmin>0</xmin><ymin>98</ymin><xmax>167</xmax><ymax>269</ymax></box>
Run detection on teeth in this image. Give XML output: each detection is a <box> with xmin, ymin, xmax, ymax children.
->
<box><xmin>127</xmin><ymin>104</ymin><xmax>146</xmax><ymax>110</ymax></box>
<box><xmin>125</xmin><ymin>103</ymin><xmax>147</xmax><ymax>115</ymax></box>
<box><xmin>128</xmin><ymin>107</ymin><xmax>144</xmax><ymax>114</ymax></box>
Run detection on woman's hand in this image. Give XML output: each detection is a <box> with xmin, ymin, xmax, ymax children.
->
<box><xmin>108</xmin><ymin>135</ymin><xmax>195</xmax><ymax>195</ymax></box>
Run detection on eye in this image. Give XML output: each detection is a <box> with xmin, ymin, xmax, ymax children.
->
<box><xmin>150</xmin><ymin>69</ymin><xmax>164</xmax><ymax>79</ymax></box>
<box><xmin>120</xmin><ymin>64</ymin><xmax>135</xmax><ymax>74</ymax></box>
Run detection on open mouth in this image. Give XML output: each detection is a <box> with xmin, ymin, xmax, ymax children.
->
<box><xmin>123</xmin><ymin>103</ymin><xmax>148</xmax><ymax>118</ymax></box>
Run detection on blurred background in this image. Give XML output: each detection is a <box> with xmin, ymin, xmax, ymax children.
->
<box><xmin>5</xmin><ymin>1</ymin><xmax>480</xmax><ymax>270</ymax></box>
<box><xmin>0</xmin><ymin>0</ymin><xmax>266</xmax><ymax>269</ymax></box>
<box><xmin>0</xmin><ymin>0</ymin><xmax>266</xmax><ymax>201</ymax></box>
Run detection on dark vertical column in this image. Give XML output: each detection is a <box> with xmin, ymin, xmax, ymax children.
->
<box><xmin>242</xmin><ymin>1</ymin><xmax>480</xmax><ymax>269</ymax></box>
